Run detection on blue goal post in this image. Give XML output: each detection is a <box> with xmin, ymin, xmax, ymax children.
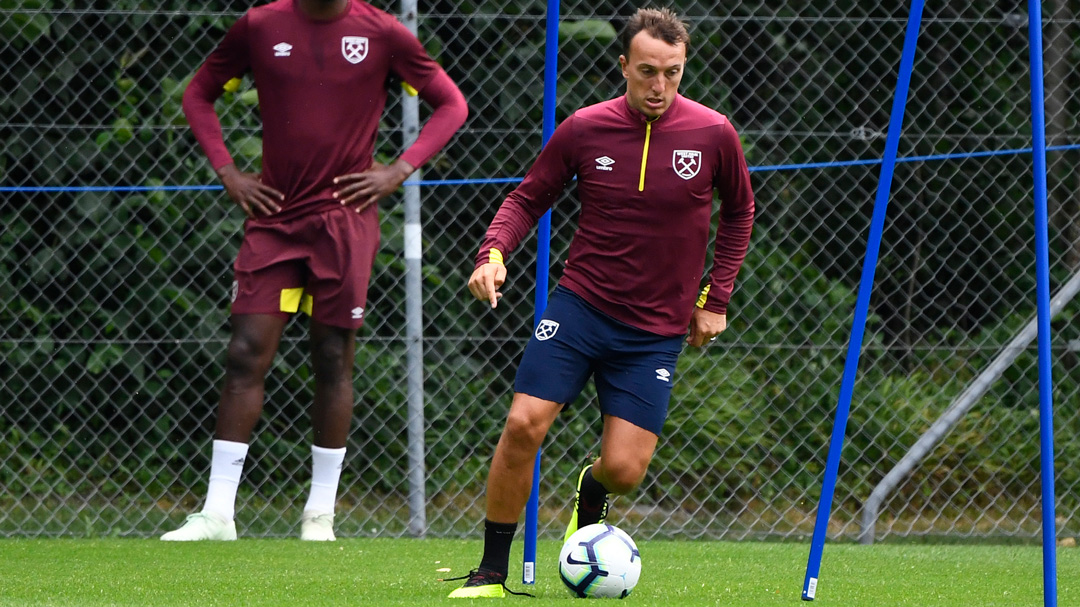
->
<box><xmin>800</xmin><ymin>1</ymin><xmax>1058</xmax><ymax>605</ymax></box>
<box><xmin>522</xmin><ymin>0</ymin><xmax>562</xmax><ymax>586</ymax></box>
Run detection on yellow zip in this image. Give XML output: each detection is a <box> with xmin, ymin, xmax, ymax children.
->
<box><xmin>638</xmin><ymin>120</ymin><xmax>652</xmax><ymax>192</ymax></box>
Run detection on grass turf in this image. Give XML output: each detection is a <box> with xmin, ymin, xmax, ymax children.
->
<box><xmin>0</xmin><ymin>538</ymin><xmax>1076</xmax><ymax>606</ymax></box>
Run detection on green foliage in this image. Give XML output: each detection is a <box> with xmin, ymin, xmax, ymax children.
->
<box><xmin>0</xmin><ymin>1</ymin><xmax>52</xmax><ymax>49</ymax></box>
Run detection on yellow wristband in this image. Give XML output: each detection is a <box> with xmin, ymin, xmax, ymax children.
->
<box><xmin>696</xmin><ymin>284</ymin><xmax>711</xmax><ymax>308</ymax></box>
<box><xmin>488</xmin><ymin>248</ymin><xmax>504</xmax><ymax>265</ymax></box>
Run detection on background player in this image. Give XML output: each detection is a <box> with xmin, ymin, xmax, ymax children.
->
<box><xmin>161</xmin><ymin>0</ymin><xmax>467</xmax><ymax>542</ymax></box>
<box><xmin>448</xmin><ymin>7</ymin><xmax>753</xmax><ymax>597</ymax></box>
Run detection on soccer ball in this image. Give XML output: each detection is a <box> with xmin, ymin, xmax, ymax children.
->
<box><xmin>558</xmin><ymin>523</ymin><xmax>641</xmax><ymax>598</ymax></box>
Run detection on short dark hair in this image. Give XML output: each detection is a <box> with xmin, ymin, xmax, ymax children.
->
<box><xmin>622</xmin><ymin>7</ymin><xmax>690</xmax><ymax>57</ymax></box>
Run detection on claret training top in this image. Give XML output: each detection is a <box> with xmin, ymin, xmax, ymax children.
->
<box><xmin>183</xmin><ymin>0</ymin><xmax>466</xmax><ymax>222</ymax></box>
<box><xmin>475</xmin><ymin>94</ymin><xmax>755</xmax><ymax>337</ymax></box>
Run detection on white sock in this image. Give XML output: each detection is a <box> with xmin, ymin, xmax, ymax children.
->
<box><xmin>303</xmin><ymin>445</ymin><xmax>346</xmax><ymax>515</ymax></box>
<box><xmin>202</xmin><ymin>439</ymin><xmax>248</xmax><ymax>521</ymax></box>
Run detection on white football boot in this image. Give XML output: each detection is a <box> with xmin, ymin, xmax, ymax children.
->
<box><xmin>300</xmin><ymin>511</ymin><xmax>335</xmax><ymax>541</ymax></box>
<box><xmin>161</xmin><ymin>512</ymin><xmax>237</xmax><ymax>541</ymax></box>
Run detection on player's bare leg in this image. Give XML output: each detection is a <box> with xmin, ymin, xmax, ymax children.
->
<box><xmin>486</xmin><ymin>393</ymin><xmax>563</xmax><ymax>523</ymax></box>
<box><xmin>162</xmin><ymin>314</ymin><xmax>286</xmax><ymax>541</ymax></box>
<box><xmin>593</xmin><ymin>415</ymin><xmax>657</xmax><ymax>494</ymax></box>
<box><xmin>300</xmin><ymin>320</ymin><xmax>357</xmax><ymax>540</ymax></box>
<box><xmin>308</xmin><ymin>320</ymin><xmax>357</xmax><ymax>449</ymax></box>
<box><xmin>448</xmin><ymin>393</ymin><xmax>561</xmax><ymax>598</ymax></box>
<box><xmin>214</xmin><ymin>314</ymin><xmax>289</xmax><ymax>442</ymax></box>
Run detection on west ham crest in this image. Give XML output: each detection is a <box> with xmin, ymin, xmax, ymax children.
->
<box><xmin>672</xmin><ymin>150</ymin><xmax>701</xmax><ymax>180</ymax></box>
<box><xmin>342</xmin><ymin>36</ymin><xmax>369</xmax><ymax>64</ymax></box>
<box><xmin>534</xmin><ymin>319</ymin><xmax>560</xmax><ymax>341</ymax></box>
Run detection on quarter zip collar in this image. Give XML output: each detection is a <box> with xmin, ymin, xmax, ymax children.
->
<box><xmin>626</xmin><ymin>95</ymin><xmax>681</xmax><ymax>192</ymax></box>
<box><xmin>620</xmin><ymin>93</ymin><xmax>682</xmax><ymax>127</ymax></box>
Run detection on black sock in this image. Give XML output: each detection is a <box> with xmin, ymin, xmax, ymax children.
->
<box><xmin>578</xmin><ymin>468</ymin><xmax>609</xmax><ymax>523</ymax></box>
<box><xmin>478</xmin><ymin>520</ymin><xmax>516</xmax><ymax>577</ymax></box>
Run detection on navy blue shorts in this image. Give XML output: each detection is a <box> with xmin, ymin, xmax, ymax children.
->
<box><xmin>514</xmin><ymin>286</ymin><xmax>684</xmax><ymax>435</ymax></box>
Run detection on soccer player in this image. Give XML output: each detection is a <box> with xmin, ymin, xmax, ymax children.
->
<box><xmin>161</xmin><ymin>0</ymin><xmax>467</xmax><ymax>542</ymax></box>
<box><xmin>447</xmin><ymin>7</ymin><xmax>753</xmax><ymax>597</ymax></box>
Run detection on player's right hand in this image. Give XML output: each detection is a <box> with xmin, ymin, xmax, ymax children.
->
<box><xmin>217</xmin><ymin>163</ymin><xmax>284</xmax><ymax>218</ymax></box>
<box><xmin>468</xmin><ymin>263</ymin><xmax>507</xmax><ymax>309</ymax></box>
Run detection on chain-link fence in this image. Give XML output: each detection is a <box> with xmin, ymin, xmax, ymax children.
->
<box><xmin>3</xmin><ymin>1</ymin><xmax>1080</xmax><ymax>542</ymax></box>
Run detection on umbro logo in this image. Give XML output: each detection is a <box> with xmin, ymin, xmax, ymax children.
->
<box><xmin>273</xmin><ymin>42</ymin><xmax>292</xmax><ymax>57</ymax></box>
<box><xmin>351</xmin><ymin>307</ymin><xmax>365</xmax><ymax>320</ymax></box>
<box><xmin>655</xmin><ymin>368</ymin><xmax>671</xmax><ymax>382</ymax></box>
<box><xmin>595</xmin><ymin>156</ymin><xmax>615</xmax><ymax>171</ymax></box>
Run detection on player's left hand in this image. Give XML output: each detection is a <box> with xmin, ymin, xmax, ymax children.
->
<box><xmin>333</xmin><ymin>159</ymin><xmax>415</xmax><ymax>213</ymax></box>
<box><xmin>686</xmin><ymin>308</ymin><xmax>727</xmax><ymax>347</ymax></box>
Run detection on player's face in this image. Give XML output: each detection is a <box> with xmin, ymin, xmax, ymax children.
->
<box><xmin>619</xmin><ymin>31</ymin><xmax>686</xmax><ymax>119</ymax></box>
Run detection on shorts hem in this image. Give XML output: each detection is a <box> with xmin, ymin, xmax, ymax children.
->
<box><xmin>600</xmin><ymin>409</ymin><xmax>664</xmax><ymax>436</ymax></box>
<box><xmin>230</xmin><ymin>309</ymin><xmax>291</xmax><ymax>321</ymax></box>
<box><xmin>512</xmin><ymin>387</ymin><xmax>573</xmax><ymax>408</ymax></box>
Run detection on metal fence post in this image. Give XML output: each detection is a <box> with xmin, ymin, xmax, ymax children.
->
<box><xmin>401</xmin><ymin>0</ymin><xmax>426</xmax><ymax>538</ymax></box>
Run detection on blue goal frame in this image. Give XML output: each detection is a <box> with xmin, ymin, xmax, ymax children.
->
<box><xmin>800</xmin><ymin>1</ymin><xmax>1058</xmax><ymax>605</ymax></box>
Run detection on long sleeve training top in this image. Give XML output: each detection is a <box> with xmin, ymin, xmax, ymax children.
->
<box><xmin>476</xmin><ymin>94</ymin><xmax>754</xmax><ymax>337</ymax></box>
<box><xmin>183</xmin><ymin>0</ymin><xmax>467</xmax><ymax>222</ymax></box>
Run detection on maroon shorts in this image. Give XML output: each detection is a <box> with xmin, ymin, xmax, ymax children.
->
<box><xmin>231</xmin><ymin>206</ymin><xmax>379</xmax><ymax>329</ymax></box>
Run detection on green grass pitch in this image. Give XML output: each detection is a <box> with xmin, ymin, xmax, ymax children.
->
<box><xmin>1</xmin><ymin>538</ymin><xmax>1076</xmax><ymax>606</ymax></box>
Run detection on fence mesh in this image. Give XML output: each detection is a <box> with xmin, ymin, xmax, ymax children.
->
<box><xmin>2</xmin><ymin>0</ymin><xmax>1080</xmax><ymax>543</ymax></box>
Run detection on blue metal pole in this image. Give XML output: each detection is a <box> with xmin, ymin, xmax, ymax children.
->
<box><xmin>801</xmin><ymin>0</ymin><xmax>925</xmax><ymax>600</ymax></box>
<box><xmin>1027</xmin><ymin>2</ymin><xmax>1058</xmax><ymax>605</ymax></box>
<box><xmin>522</xmin><ymin>0</ymin><xmax>560</xmax><ymax>585</ymax></box>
